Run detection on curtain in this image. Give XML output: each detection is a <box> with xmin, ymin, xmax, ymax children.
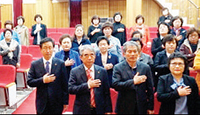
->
<box><xmin>70</xmin><ymin>0</ymin><xmax>82</xmax><ymax>27</ymax></box>
<box><xmin>13</xmin><ymin>0</ymin><xmax>23</xmax><ymax>27</ymax></box>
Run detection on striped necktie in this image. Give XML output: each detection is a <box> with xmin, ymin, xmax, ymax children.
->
<box><xmin>86</xmin><ymin>69</ymin><xmax>96</xmax><ymax>108</ymax></box>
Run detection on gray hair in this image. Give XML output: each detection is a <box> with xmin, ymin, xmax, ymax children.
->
<box><xmin>123</xmin><ymin>41</ymin><xmax>140</xmax><ymax>53</ymax></box>
<box><xmin>79</xmin><ymin>45</ymin><xmax>96</xmax><ymax>56</ymax></box>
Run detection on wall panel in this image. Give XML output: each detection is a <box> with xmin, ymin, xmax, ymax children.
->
<box><xmin>23</xmin><ymin>4</ymin><xmax>36</xmax><ymax>28</ymax></box>
<box><xmin>1</xmin><ymin>4</ymin><xmax>12</xmax><ymax>28</ymax></box>
<box><xmin>52</xmin><ymin>2</ymin><xmax>69</xmax><ymax>28</ymax></box>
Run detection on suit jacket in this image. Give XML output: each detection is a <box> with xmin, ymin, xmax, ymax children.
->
<box><xmin>31</xmin><ymin>23</ymin><xmax>47</xmax><ymax>45</ymax></box>
<box><xmin>94</xmin><ymin>51</ymin><xmax>119</xmax><ymax>86</ymax></box>
<box><xmin>151</xmin><ymin>37</ymin><xmax>164</xmax><ymax>60</ymax></box>
<box><xmin>112</xmin><ymin>60</ymin><xmax>154</xmax><ymax>114</ymax></box>
<box><xmin>27</xmin><ymin>57</ymin><xmax>69</xmax><ymax>114</ymax></box>
<box><xmin>157</xmin><ymin>74</ymin><xmax>200</xmax><ymax>114</ymax></box>
<box><xmin>68</xmin><ymin>64</ymin><xmax>112</xmax><ymax>114</ymax></box>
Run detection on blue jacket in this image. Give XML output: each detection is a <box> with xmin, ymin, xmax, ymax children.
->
<box><xmin>71</xmin><ymin>37</ymin><xmax>91</xmax><ymax>53</ymax></box>
<box><xmin>54</xmin><ymin>49</ymin><xmax>82</xmax><ymax>69</ymax></box>
<box><xmin>0</xmin><ymin>31</ymin><xmax>21</xmax><ymax>45</ymax></box>
<box><xmin>94</xmin><ymin>51</ymin><xmax>119</xmax><ymax>86</ymax></box>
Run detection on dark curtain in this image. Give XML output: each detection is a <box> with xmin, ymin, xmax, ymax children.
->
<box><xmin>13</xmin><ymin>0</ymin><xmax>23</xmax><ymax>27</ymax></box>
<box><xmin>70</xmin><ymin>0</ymin><xmax>82</xmax><ymax>27</ymax></box>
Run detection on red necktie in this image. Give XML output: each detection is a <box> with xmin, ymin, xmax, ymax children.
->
<box><xmin>86</xmin><ymin>69</ymin><xmax>96</xmax><ymax>108</ymax></box>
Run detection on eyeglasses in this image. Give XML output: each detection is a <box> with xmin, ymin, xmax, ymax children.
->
<box><xmin>189</xmin><ymin>34</ymin><xmax>198</xmax><ymax>38</ymax></box>
<box><xmin>170</xmin><ymin>62</ymin><xmax>184</xmax><ymax>67</ymax></box>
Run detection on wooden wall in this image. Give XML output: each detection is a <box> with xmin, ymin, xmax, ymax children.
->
<box><xmin>1</xmin><ymin>4</ymin><xmax>12</xmax><ymax>28</ymax></box>
<box><xmin>0</xmin><ymin>0</ymin><xmax>162</xmax><ymax>30</ymax></box>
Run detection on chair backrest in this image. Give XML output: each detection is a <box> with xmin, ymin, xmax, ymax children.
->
<box><xmin>27</xmin><ymin>45</ymin><xmax>42</xmax><ymax>60</ymax></box>
<box><xmin>0</xmin><ymin>56</ymin><xmax>2</xmax><ymax>65</ymax></box>
<box><xmin>21</xmin><ymin>45</ymin><xmax>28</xmax><ymax>54</ymax></box>
<box><xmin>57</xmin><ymin>28</ymin><xmax>75</xmax><ymax>36</ymax></box>
<box><xmin>154</xmin><ymin>92</ymin><xmax>161</xmax><ymax>114</ymax></box>
<box><xmin>19</xmin><ymin>54</ymin><xmax>33</xmax><ymax>70</ymax></box>
<box><xmin>47</xmin><ymin>28</ymin><xmax>57</xmax><ymax>33</ymax></box>
<box><xmin>48</xmin><ymin>32</ymin><xmax>63</xmax><ymax>45</ymax></box>
<box><xmin>0</xmin><ymin>65</ymin><xmax>16</xmax><ymax>87</ymax></box>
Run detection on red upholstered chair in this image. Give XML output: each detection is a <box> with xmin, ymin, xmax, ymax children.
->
<box><xmin>16</xmin><ymin>54</ymin><xmax>33</xmax><ymax>89</ymax></box>
<box><xmin>149</xmin><ymin>27</ymin><xmax>158</xmax><ymax>33</ymax></box>
<box><xmin>154</xmin><ymin>92</ymin><xmax>161</xmax><ymax>114</ymax></box>
<box><xmin>0</xmin><ymin>65</ymin><xmax>17</xmax><ymax>107</ymax></box>
<box><xmin>28</xmin><ymin>45</ymin><xmax>42</xmax><ymax>61</ymax></box>
<box><xmin>110</xmin><ymin>88</ymin><xmax>118</xmax><ymax>114</ymax></box>
<box><xmin>21</xmin><ymin>45</ymin><xmax>28</xmax><ymax>54</ymax></box>
<box><xmin>48</xmin><ymin>32</ymin><xmax>63</xmax><ymax>45</ymax></box>
<box><xmin>189</xmin><ymin>70</ymin><xmax>197</xmax><ymax>79</ymax></box>
<box><xmin>0</xmin><ymin>56</ymin><xmax>2</xmax><ymax>65</ymax></box>
<box><xmin>57</xmin><ymin>28</ymin><xmax>75</xmax><ymax>36</ymax></box>
<box><xmin>47</xmin><ymin>28</ymin><xmax>57</xmax><ymax>33</ymax></box>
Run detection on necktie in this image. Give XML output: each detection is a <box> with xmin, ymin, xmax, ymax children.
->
<box><xmin>46</xmin><ymin>61</ymin><xmax>50</xmax><ymax>73</ymax></box>
<box><xmin>86</xmin><ymin>69</ymin><xmax>96</xmax><ymax>108</ymax></box>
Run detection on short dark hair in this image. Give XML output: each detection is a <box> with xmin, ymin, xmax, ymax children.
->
<box><xmin>130</xmin><ymin>37</ymin><xmax>143</xmax><ymax>49</ymax></box>
<box><xmin>157</xmin><ymin>22</ymin><xmax>171</xmax><ymax>37</ymax></box>
<box><xmin>101</xmin><ymin>21</ymin><xmax>113</xmax><ymax>32</ymax></box>
<box><xmin>171</xmin><ymin>16</ymin><xmax>183</xmax><ymax>27</ymax></box>
<box><xmin>168</xmin><ymin>52</ymin><xmax>188</xmax><ymax>71</ymax></box>
<box><xmin>162</xmin><ymin>7</ymin><xmax>169</xmax><ymax>12</ymax></box>
<box><xmin>113</xmin><ymin>12</ymin><xmax>123</xmax><ymax>22</ymax></box>
<box><xmin>186</xmin><ymin>27</ymin><xmax>200</xmax><ymax>38</ymax></box>
<box><xmin>131</xmin><ymin>31</ymin><xmax>143</xmax><ymax>38</ymax></box>
<box><xmin>96</xmin><ymin>36</ymin><xmax>110</xmax><ymax>46</ymax></box>
<box><xmin>34</xmin><ymin>14</ymin><xmax>43</xmax><ymax>21</ymax></box>
<box><xmin>59</xmin><ymin>34</ymin><xmax>73</xmax><ymax>45</ymax></box>
<box><xmin>3</xmin><ymin>28</ymin><xmax>13</xmax><ymax>37</ymax></box>
<box><xmin>162</xmin><ymin>34</ymin><xmax>178</xmax><ymax>47</ymax></box>
<box><xmin>135</xmin><ymin>15</ymin><xmax>145</xmax><ymax>23</ymax></box>
<box><xmin>4</xmin><ymin>20</ymin><xmax>13</xmax><ymax>29</ymax></box>
<box><xmin>17</xmin><ymin>16</ymin><xmax>25</xmax><ymax>23</ymax></box>
<box><xmin>39</xmin><ymin>37</ymin><xmax>55</xmax><ymax>48</ymax></box>
<box><xmin>91</xmin><ymin>15</ymin><xmax>100</xmax><ymax>24</ymax></box>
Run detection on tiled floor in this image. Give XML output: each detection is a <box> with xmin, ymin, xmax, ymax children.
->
<box><xmin>0</xmin><ymin>87</ymin><xmax>35</xmax><ymax>114</ymax></box>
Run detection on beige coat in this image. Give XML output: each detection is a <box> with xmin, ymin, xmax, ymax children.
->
<box><xmin>14</xmin><ymin>25</ymin><xmax>29</xmax><ymax>46</ymax></box>
<box><xmin>193</xmin><ymin>49</ymin><xmax>200</xmax><ymax>92</ymax></box>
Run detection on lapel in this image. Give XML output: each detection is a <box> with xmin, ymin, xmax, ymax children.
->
<box><xmin>168</xmin><ymin>74</ymin><xmax>177</xmax><ymax>90</ymax></box>
<box><xmin>38</xmin><ymin>58</ymin><xmax>46</xmax><ymax>75</ymax></box>
<box><xmin>94</xmin><ymin>65</ymin><xmax>101</xmax><ymax>79</ymax></box>
<box><xmin>51</xmin><ymin>58</ymin><xmax>58</xmax><ymax>74</ymax></box>
<box><xmin>79</xmin><ymin>64</ymin><xmax>88</xmax><ymax>82</ymax></box>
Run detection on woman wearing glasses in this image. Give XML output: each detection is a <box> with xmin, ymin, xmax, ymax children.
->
<box><xmin>157</xmin><ymin>52</ymin><xmax>200</xmax><ymax>114</ymax></box>
<box><xmin>179</xmin><ymin>27</ymin><xmax>200</xmax><ymax>69</ymax></box>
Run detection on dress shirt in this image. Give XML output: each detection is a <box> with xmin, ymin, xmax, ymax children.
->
<box><xmin>43</xmin><ymin>57</ymin><xmax>53</xmax><ymax>73</ymax></box>
<box><xmin>84</xmin><ymin>64</ymin><xmax>95</xmax><ymax>89</ymax></box>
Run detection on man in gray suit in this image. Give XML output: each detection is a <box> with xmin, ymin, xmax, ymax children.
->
<box><xmin>112</xmin><ymin>41</ymin><xmax>154</xmax><ymax>114</ymax></box>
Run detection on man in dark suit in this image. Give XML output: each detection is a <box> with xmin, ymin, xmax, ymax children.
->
<box><xmin>68</xmin><ymin>44</ymin><xmax>112</xmax><ymax>114</ymax></box>
<box><xmin>27</xmin><ymin>37</ymin><xmax>69</xmax><ymax>114</ymax></box>
<box><xmin>112</xmin><ymin>41</ymin><xmax>154</xmax><ymax>114</ymax></box>
<box><xmin>31</xmin><ymin>14</ymin><xmax>47</xmax><ymax>45</ymax></box>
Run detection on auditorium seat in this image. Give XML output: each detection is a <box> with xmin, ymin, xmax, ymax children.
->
<box><xmin>47</xmin><ymin>28</ymin><xmax>57</xmax><ymax>33</ymax></box>
<box><xmin>182</xmin><ymin>26</ymin><xmax>190</xmax><ymax>30</ymax></box>
<box><xmin>16</xmin><ymin>54</ymin><xmax>33</xmax><ymax>89</ymax></box>
<box><xmin>189</xmin><ymin>70</ymin><xmax>197</xmax><ymax>79</ymax></box>
<box><xmin>154</xmin><ymin>92</ymin><xmax>161</xmax><ymax>114</ymax></box>
<box><xmin>21</xmin><ymin>45</ymin><xmax>28</xmax><ymax>54</ymax></box>
<box><xmin>0</xmin><ymin>56</ymin><xmax>2</xmax><ymax>65</ymax></box>
<box><xmin>29</xmin><ymin>37</ymin><xmax>34</xmax><ymax>45</ymax></box>
<box><xmin>150</xmin><ymin>32</ymin><xmax>157</xmax><ymax>40</ymax></box>
<box><xmin>110</xmin><ymin>88</ymin><xmax>118</xmax><ymax>114</ymax></box>
<box><xmin>48</xmin><ymin>32</ymin><xmax>63</xmax><ymax>45</ymax></box>
<box><xmin>27</xmin><ymin>45</ymin><xmax>42</xmax><ymax>61</ymax></box>
<box><xmin>57</xmin><ymin>28</ymin><xmax>75</xmax><ymax>36</ymax></box>
<box><xmin>0</xmin><ymin>65</ymin><xmax>17</xmax><ymax>107</ymax></box>
<box><xmin>149</xmin><ymin>27</ymin><xmax>158</xmax><ymax>33</ymax></box>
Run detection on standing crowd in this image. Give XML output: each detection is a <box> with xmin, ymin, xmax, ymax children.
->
<box><xmin>1</xmin><ymin>7</ymin><xmax>200</xmax><ymax>114</ymax></box>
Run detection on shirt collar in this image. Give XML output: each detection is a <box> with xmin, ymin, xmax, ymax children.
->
<box><xmin>43</xmin><ymin>57</ymin><xmax>53</xmax><ymax>65</ymax></box>
<box><xmin>84</xmin><ymin>64</ymin><xmax>94</xmax><ymax>72</ymax></box>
